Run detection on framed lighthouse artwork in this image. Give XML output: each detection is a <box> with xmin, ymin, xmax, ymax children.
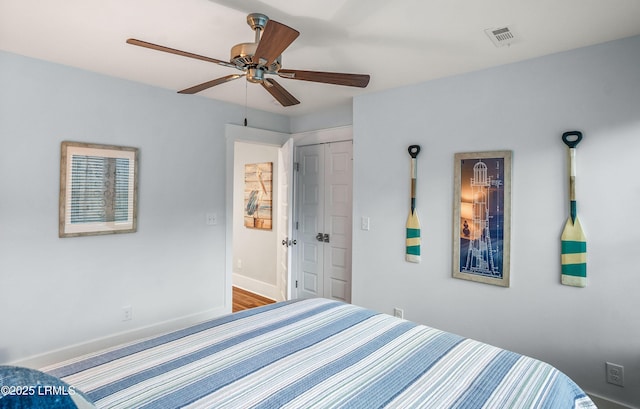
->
<box><xmin>452</xmin><ymin>151</ymin><xmax>512</xmax><ymax>287</ymax></box>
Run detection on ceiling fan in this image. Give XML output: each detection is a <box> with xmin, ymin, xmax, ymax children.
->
<box><xmin>126</xmin><ymin>13</ymin><xmax>370</xmax><ymax>106</ymax></box>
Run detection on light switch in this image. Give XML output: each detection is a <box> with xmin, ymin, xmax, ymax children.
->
<box><xmin>361</xmin><ymin>216</ymin><xmax>370</xmax><ymax>231</ymax></box>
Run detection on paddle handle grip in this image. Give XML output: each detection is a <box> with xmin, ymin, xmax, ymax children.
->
<box><xmin>562</xmin><ymin>131</ymin><xmax>582</xmax><ymax>148</ymax></box>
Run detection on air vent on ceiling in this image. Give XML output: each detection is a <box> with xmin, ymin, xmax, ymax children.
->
<box><xmin>485</xmin><ymin>26</ymin><xmax>518</xmax><ymax>47</ymax></box>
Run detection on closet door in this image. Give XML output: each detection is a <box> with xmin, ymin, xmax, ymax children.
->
<box><xmin>323</xmin><ymin>141</ymin><xmax>352</xmax><ymax>302</ymax></box>
<box><xmin>297</xmin><ymin>144</ymin><xmax>324</xmax><ymax>299</ymax></box>
<box><xmin>296</xmin><ymin>141</ymin><xmax>352</xmax><ymax>302</ymax></box>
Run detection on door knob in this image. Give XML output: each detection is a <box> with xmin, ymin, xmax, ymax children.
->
<box><xmin>316</xmin><ymin>233</ymin><xmax>324</xmax><ymax>242</ymax></box>
<box><xmin>323</xmin><ymin>233</ymin><xmax>330</xmax><ymax>243</ymax></box>
<box><xmin>282</xmin><ymin>239</ymin><xmax>297</xmax><ymax>247</ymax></box>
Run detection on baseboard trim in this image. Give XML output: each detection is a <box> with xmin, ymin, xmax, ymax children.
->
<box><xmin>587</xmin><ymin>391</ymin><xmax>637</xmax><ymax>409</ymax></box>
<box><xmin>10</xmin><ymin>305</ymin><xmax>228</xmax><ymax>370</ymax></box>
<box><xmin>233</xmin><ymin>273</ymin><xmax>282</xmax><ymax>301</ymax></box>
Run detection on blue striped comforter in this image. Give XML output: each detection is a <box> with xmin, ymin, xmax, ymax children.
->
<box><xmin>43</xmin><ymin>299</ymin><xmax>595</xmax><ymax>408</ymax></box>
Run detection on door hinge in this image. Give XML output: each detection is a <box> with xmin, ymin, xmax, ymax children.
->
<box><xmin>295</xmin><ymin>280</ymin><xmax>298</xmax><ymax>288</ymax></box>
<box><xmin>295</xmin><ymin>221</ymin><xmax>299</xmax><ymax>230</ymax></box>
<box><xmin>295</xmin><ymin>162</ymin><xmax>300</xmax><ymax>172</ymax></box>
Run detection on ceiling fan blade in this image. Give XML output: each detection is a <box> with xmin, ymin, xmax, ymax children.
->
<box><xmin>252</xmin><ymin>21</ymin><xmax>299</xmax><ymax>67</ymax></box>
<box><xmin>278</xmin><ymin>69</ymin><xmax>370</xmax><ymax>88</ymax></box>
<box><xmin>178</xmin><ymin>74</ymin><xmax>244</xmax><ymax>94</ymax></box>
<box><xmin>261</xmin><ymin>78</ymin><xmax>300</xmax><ymax>106</ymax></box>
<box><xmin>126</xmin><ymin>38</ymin><xmax>236</xmax><ymax>68</ymax></box>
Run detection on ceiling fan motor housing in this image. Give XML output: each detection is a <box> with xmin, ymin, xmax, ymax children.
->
<box><xmin>230</xmin><ymin>42</ymin><xmax>256</xmax><ymax>68</ymax></box>
<box><xmin>230</xmin><ymin>42</ymin><xmax>282</xmax><ymax>74</ymax></box>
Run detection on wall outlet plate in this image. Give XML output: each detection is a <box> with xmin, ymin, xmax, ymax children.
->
<box><xmin>606</xmin><ymin>362</ymin><xmax>624</xmax><ymax>387</ymax></box>
<box><xmin>361</xmin><ymin>216</ymin><xmax>370</xmax><ymax>231</ymax></box>
<box><xmin>122</xmin><ymin>305</ymin><xmax>133</xmax><ymax>321</ymax></box>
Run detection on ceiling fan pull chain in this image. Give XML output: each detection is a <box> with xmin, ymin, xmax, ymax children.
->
<box><xmin>244</xmin><ymin>79</ymin><xmax>248</xmax><ymax>127</ymax></box>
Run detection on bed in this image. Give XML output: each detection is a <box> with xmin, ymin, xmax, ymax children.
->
<box><xmin>39</xmin><ymin>298</ymin><xmax>595</xmax><ymax>408</ymax></box>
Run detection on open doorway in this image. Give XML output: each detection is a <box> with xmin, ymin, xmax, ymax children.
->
<box><xmin>231</xmin><ymin>140</ymin><xmax>290</xmax><ymax>301</ymax></box>
<box><xmin>225</xmin><ymin>125</ymin><xmax>291</xmax><ymax>309</ymax></box>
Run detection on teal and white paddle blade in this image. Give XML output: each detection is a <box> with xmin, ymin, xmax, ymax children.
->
<box><xmin>561</xmin><ymin>216</ymin><xmax>587</xmax><ymax>287</ymax></box>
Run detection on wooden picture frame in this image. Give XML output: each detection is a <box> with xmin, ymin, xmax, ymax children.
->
<box><xmin>59</xmin><ymin>141</ymin><xmax>138</xmax><ymax>237</ymax></box>
<box><xmin>453</xmin><ymin>150</ymin><xmax>512</xmax><ymax>287</ymax></box>
<box><xmin>244</xmin><ymin>162</ymin><xmax>273</xmax><ymax>230</ymax></box>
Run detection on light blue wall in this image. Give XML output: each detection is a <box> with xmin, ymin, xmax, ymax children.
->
<box><xmin>352</xmin><ymin>35</ymin><xmax>640</xmax><ymax>406</ymax></box>
<box><xmin>290</xmin><ymin>102</ymin><xmax>353</xmax><ymax>134</ymax></box>
<box><xmin>0</xmin><ymin>51</ymin><xmax>289</xmax><ymax>364</ymax></box>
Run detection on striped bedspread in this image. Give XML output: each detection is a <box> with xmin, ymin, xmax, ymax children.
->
<box><xmin>43</xmin><ymin>299</ymin><xmax>596</xmax><ymax>408</ymax></box>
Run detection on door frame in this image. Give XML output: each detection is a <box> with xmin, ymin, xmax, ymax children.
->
<box><xmin>225</xmin><ymin>124</ymin><xmax>290</xmax><ymax>311</ymax></box>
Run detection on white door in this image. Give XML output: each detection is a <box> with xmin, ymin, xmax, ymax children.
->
<box><xmin>276</xmin><ymin>138</ymin><xmax>294</xmax><ymax>300</ymax></box>
<box><xmin>295</xmin><ymin>141</ymin><xmax>352</xmax><ymax>302</ymax></box>
<box><xmin>296</xmin><ymin>144</ymin><xmax>324</xmax><ymax>299</ymax></box>
<box><xmin>323</xmin><ymin>141</ymin><xmax>352</xmax><ymax>302</ymax></box>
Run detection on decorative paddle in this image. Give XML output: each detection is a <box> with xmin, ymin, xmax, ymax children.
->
<box><xmin>561</xmin><ymin>131</ymin><xmax>587</xmax><ymax>287</ymax></box>
<box><xmin>406</xmin><ymin>145</ymin><xmax>421</xmax><ymax>263</ymax></box>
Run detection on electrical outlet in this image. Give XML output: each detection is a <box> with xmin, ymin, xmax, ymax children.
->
<box><xmin>206</xmin><ymin>212</ymin><xmax>217</xmax><ymax>225</ymax></box>
<box><xmin>606</xmin><ymin>362</ymin><xmax>624</xmax><ymax>387</ymax></box>
<box><xmin>122</xmin><ymin>305</ymin><xmax>133</xmax><ymax>321</ymax></box>
<box><xmin>393</xmin><ymin>308</ymin><xmax>404</xmax><ymax>319</ymax></box>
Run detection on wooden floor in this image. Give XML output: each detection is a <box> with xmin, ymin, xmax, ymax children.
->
<box><xmin>232</xmin><ymin>286</ymin><xmax>276</xmax><ymax>312</ymax></box>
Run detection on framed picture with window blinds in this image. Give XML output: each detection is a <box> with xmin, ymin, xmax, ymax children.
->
<box><xmin>59</xmin><ymin>141</ymin><xmax>139</xmax><ymax>238</ymax></box>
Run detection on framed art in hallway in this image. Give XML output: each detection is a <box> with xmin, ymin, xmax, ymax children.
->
<box><xmin>59</xmin><ymin>141</ymin><xmax>138</xmax><ymax>238</ymax></box>
<box><xmin>452</xmin><ymin>150</ymin><xmax>512</xmax><ymax>287</ymax></box>
<box><xmin>244</xmin><ymin>162</ymin><xmax>273</xmax><ymax>230</ymax></box>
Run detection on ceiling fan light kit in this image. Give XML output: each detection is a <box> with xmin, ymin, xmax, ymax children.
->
<box><xmin>127</xmin><ymin>13</ymin><xmax>370</xmax><ymax>106</ymax></box>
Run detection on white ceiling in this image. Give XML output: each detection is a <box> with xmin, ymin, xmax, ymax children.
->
<box><xmin>1</xmin><ymin>0</ymin><xmax>639</xmax><ymax>117</ymax></box>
